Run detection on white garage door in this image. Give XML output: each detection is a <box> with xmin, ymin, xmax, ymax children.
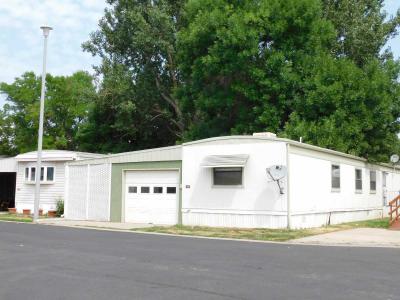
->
<box><xmin>124</xmin><ymin>170</ymin><xmax>179</xmax><ymax>225</ymax></box>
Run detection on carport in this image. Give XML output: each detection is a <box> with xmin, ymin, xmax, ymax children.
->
<box><xmin>0</xmin><ymin>157</ymin><xmax>17</xmax><ymax>211</ymax></box>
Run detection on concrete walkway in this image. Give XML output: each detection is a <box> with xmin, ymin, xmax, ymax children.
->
<box><xmin>37</xmin><ymin>218</ymin><xmax>154</xmax><ymax>230</ymax></box>
<box><xmin>291</xmin><ymin>228</ymin><xmax>400</xmax><ymax>248</ymax></box>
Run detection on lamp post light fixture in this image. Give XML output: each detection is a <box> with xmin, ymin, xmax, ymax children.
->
<box><xmin>33</xmin><ymin>25</ymin><xmax>52</xmax><ymax>223</ymax></box>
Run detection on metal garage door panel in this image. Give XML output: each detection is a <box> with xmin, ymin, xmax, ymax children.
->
<box><xmin>125</xmin><ymin>170</ymin><xmax>179</xmax><ymax>225</ymax></box>
<box><xmin>125</xmin><ymin>170</ymin><xmax>179</xmax><ymax>184</ymax></box>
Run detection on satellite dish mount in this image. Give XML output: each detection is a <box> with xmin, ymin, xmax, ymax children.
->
<box><xmin>266</xmin><ymin>165</ymin><xmax>287</xmax><ymax>194</ymax></box>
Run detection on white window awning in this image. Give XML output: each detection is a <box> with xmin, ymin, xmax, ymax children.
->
<box><xmin>200</xmin><ymin>154</ymin><xmax>249</xmax><ymax>168</ymax></box>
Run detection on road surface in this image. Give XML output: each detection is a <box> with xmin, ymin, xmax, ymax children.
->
<box><xmin>0</xmin><ymin>222</ymin><xmax>398</xmax><ymax>300</ymax></box>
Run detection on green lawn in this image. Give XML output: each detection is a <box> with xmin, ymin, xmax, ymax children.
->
<box><xmin>131</xmin><ymin>218</ymin><xmax>390</xmax><ymax>242</ymax></box>
<box><xmin>0</xmin><ymin>214</ymin><xmax>33</xmax><ymax>223</ymax></box>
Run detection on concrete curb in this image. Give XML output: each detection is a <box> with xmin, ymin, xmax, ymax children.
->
<box><xmin>30</xmin><ymin>221</ymin><xmax>400</xmax><ymax>249</ymax></box>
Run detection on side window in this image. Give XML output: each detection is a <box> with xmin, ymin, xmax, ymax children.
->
<box><xmin>213</xmin><ymin>167</ymin><xmax>243</xmax><ymax>186</ymax></box>
<box><xmin>30</xmin><ymin>167</ymin><xmax>36</xmax><ymax>182</ymax></box>
<box><xmin>141</xmin><ymin>186</ymin><xmax>150</xmax><ymax>193</ymax></box>
<box><xmin>153</xmin><ymin>187</ymin><xmax>163</xmax><ymax>194</ymax></box>
<box><xmin>25</xmin><ymin>168</ymin><xmax>29</xmax><ymax>181</ymax></box>
<box><xmin>355</xmin><ymin>169</ymin><xmax>362</xmax><ymax>191</ymax></box>
<box><xmin>46</xmin><ymin>167</ymin><xmax>55</xmax><ymax>181</ymax></box>
<box><xmin>167</xmin><ymin>187</ymin><xmax>177</xmax><ymax>194</ymax></box>
<box><xmin>331</xmin><ymin>165</ymin><xmax>340</xmax><ymax>190</ymax></box>
<box><xmin>128</xmin><ymin>186</ymin><xmax>137</xmax><ymax>193</ymax></box>
<box><xmin>370</xmin><ymin>170</ymin><xmax>377</xmax><ymax>192</ymax></box>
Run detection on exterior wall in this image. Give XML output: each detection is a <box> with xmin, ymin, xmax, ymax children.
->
<box><xmin>288</xmin><ymin>145</ymin><xmax>400</xmax><ymax>228</ymax></box>
<box><xmin>65</xmin><ymin>163</ymin><xmax>111</xmax><ymax>221</ymax></box>
<box><xmin>182</xmin><ymin>140</ymin><xmax>288</xmax><ymax>228</ymax></box>
<box><xmin>110</xmin><ymin>161</ymin><xmax>182</xmax><ymax>222</ymax></box>
<box><xmin>15</xmin><ymin>161</ymin><xmax>65</xmax><ymax>213</ymax></box>
<box><xmin>0</xmin><ymin>157</ymin><xmax>17</xmax><ymax>172</ymax></box>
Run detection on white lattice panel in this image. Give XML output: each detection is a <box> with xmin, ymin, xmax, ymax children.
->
<box><xmin>87</xmin><ymin>164</ymin><xmax>111</xmax><ymax>221</ymax></box>
<box><xmin>66</xmin><ymin>165</ymin><xmax>88</xmax><ymax>220</ymax></box>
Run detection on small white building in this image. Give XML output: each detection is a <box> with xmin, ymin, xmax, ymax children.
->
<box><xmin>64</xmin><ymin>134</ymin><xmax>400</xmax><ymax>229</ymax></box>
<box><xmin>0</xmin><ymin>150</ymin><xmax>104</xmax><ymax>213</ymax></box>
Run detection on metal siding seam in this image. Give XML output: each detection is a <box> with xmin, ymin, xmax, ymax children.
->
<box><xmin>286</xmin><ymin>143</ymin><xmax>291</xmax><ymax>229</ymax></box>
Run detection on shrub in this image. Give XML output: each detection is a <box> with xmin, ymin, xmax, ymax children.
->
<box><xmin>56</xmin><ymin>199</ymin><xmax>64</xmax><ymax>217</ymax></box>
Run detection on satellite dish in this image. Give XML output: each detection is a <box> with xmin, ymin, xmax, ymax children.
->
<box><xmin>266</xmin><ymin>165</ymin><xmax>287</xmax><ymax>181</ymax></box>
<box><xmin>266</xmin><ymin>165</ymin><xmax>287</xmax><ymax>195</ymax></box>
<box><xmin>390</xmin><ymin>154</ymin><xmax>399</xmax><ymax>164</ymax></box>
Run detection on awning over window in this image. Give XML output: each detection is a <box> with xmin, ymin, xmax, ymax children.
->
<box><xmin>200</xmin><ymin>154</ymin><xmax>249</xmax><ymax>168</ymax></box>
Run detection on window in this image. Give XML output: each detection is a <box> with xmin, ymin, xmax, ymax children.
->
<box><xmin>24</xmin><ymin>166</ymin><xmax>55</xmax><ymax>183</ymax></box>
<box><xmin>213</xmin><ymin>167</ymin><xmax>243</xmax><ymax>186</ymax></box>
<box><xmin>128</xmin><ymin>186</ymin><xmax>137</xmax><ymax>193</ymax></box>
<box><xmin>141</xmin><ymin>186</ymin><xmax>150</xmax><ymax>193</ymax></box>
<box><xmin>355</xmin><ymin>169</ymin><xmax>362</xmax><ymax>191</ymax></box>
<box><xmin>331</xmin><ymin>165</ymin><xmax>340</xmax><ymax>190</ymax></box>
<box><xmin>30</xmin><ymin>167</ymin><xmax>36</xmax><ymax>182</ymax></box>
<box><xmin>47</xmin><ymin>167</ymin><xmax>54</xmax><ymax>181</ymax></box>
<box><xmin>370</xmin><ymin>170</ymin><xmax>377</xmax><ymax>192</ymax></box>
<box><xmin>153</xmin><ymin>187</ymin><xmax>163</xmax><ymax>194</ymax></box>
<box><xmin>167</xmin><ymin>187</ymin><xmax>177</xmax><ymax>194</ymax></box>
<box><xmin>25</xmin><ymin>168</ymin><xmax>29</xmax><ymax>181</ymax></box>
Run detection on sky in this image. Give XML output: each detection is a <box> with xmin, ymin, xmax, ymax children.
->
<box><xmin>0</xmin><ymin>0</ymin><xmax>399</xmax><ymax>108</ymax></box>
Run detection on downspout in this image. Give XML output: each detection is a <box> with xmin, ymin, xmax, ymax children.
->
<box><xmin>286</xmin><ymin>143</ymin><xmax>291</xmax><ymax>230</ymax></box>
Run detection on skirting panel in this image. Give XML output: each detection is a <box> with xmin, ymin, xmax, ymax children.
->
<box><xmin>182</xmin><ymin>211</ymin><xmax>287</xmax><ymax>228</ymax></box>
<box><xmin>290</xmin><ymin>209</ymin><xmax>383</xmax><ymax>229</ymax></box>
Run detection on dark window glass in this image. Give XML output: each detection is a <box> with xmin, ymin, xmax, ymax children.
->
<box><xmin>141</xmin><ymin>186</ymin><xmax>150</xmax><ymax>193</ymax></box>
<box><xmin>47</xmin><ymin>167</ymin><xmax>54</xmax><ymax>181</ymax></box>
<box><xmin>128</xmin><ymin>186</ymin><xmax>137</xmax><ymax>193</ymax></box>
<box><xmin>167</xmin><ymin>187</ymin><xmax>177</xmax><ymax>194</ymax></box>
<box><xmin>40</xmin><ymin>167</ymin><xmax>45</xmax><ymax>181</ymax></box>
<box><xmin>355</xmin><ymin>169</ymin><xmax>362</xmax><ymax>191</ymax></box>
<box><xmin>30</xmin><ymin>167</ymin><xmax>36</xmax><ymax>181</ymax></box>
<box><xmin>153</xmin><ymin>187</ymin><xmax>163</xmax><ymax>194</ymax></box>
<box><xmin>331</xmin><ymin>165</ymin><xmax>340</xmax><ymax>189</ymax></box>
<box><xmin>25</xmin><ymin>168</ymin><xmax>29</xmax><ymax>180</ymax></box>
<box><xmin>213</xmin><ymin>167</ymin><xmax>243</xmax><ymax>186</ymax></box>
<box><xmin>370</xmin><ymin>171</ymin><xmax>377</xmax><ymax>191</ymax></box>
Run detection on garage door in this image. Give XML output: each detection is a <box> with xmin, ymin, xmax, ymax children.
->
<box><xmin>124</xmin><ymin>170</ymin><xmax>179</xmax><ymax>225</ymax></box>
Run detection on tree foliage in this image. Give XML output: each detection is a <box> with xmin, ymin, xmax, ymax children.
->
<box><xmin>0</xmin><ymin>71</ymin><xmax>95</xmax><ymax>154</ymax></box>
<box><xmin>176</xmin><ymin>0</ymin><xmax>400</xmax><ymax>161</ymax></box>
<box><xmin>81</xmin><ymin>0</ymin><xmax>185</xmax><ymax>153</ymax></box>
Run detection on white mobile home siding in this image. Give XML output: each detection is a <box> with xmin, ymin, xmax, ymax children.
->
<box><xmin>0</xmin><ymin>158</ymin><xmax>17</xmax><ymax>172</ymax></box>
<box><xmin>182</xmin><ymin>139</ymin><xmax>288</xmax><ymax>228</ymax></box>
<box><xmin>15</xmin><ymin>161</ymin><xmax>65</xmax><ymax>213</ymax></box>
<box><xmin>288</xmin><ymin>145</ymin><xmax>400</xmax><ymax>228</ymax></box>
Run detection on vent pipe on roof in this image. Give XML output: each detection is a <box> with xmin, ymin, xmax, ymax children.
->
<box><xmin>252</xmin><ymin>132</ymin><xmax>277</xmax><ymax>138</ymax></box>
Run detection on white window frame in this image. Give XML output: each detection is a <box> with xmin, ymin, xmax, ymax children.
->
<box><xmin>331</xmin><ymin>164</ymin><xmax>341</xmax><ymax>192</ymax></box>
<box><xmin>369</xmin><ymin>170</ymin><xmax>377</xmax><ymax>194</ymax></box>
<box><xmin>355</xmin><ymin>168</ymin><xmax>363</xmax><ymax>193</ymax></box>
<box><xmin>24</xmin><ymin>166</ymin><xmax>56</xmax><ymax>184</ymax></box>
<box><xmin>212</xmin><ymin>167</ymin><xmax>244</xmax><ymax>188</ymax></box>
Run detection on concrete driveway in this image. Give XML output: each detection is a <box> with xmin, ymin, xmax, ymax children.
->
<box><xmin>1</xmin><ymin>222</ymin><xmax>399</xmax><ymax>300</ymax></box>
<box><xmin>292</xmin><ymin>228</ymin><xmax>400</xmax><ymax>248</ymax></box>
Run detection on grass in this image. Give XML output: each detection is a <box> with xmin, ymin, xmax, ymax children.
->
<box><xmin>0</xmin><ymin>213</ymin><xmax>33</xmax><ymax>223</ymax></box>
<box><xmin>131</xmin><ymin>218</ymin><xmax>390</xmax><ymax>242</ymax></box>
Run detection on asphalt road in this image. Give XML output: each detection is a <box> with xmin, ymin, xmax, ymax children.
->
<box><xmin>0</xmin><ymin>222</ymin><xmax>399</xmax><ymax>300</ymax></box>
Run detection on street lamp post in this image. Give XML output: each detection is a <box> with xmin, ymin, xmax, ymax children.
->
<box><xmin>33</xmin><ymin>26</ymin><xmax>52</xmax><ymax>223</ymax></box>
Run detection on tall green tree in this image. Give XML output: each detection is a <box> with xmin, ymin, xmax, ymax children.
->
<box><xmin>81</xmin><ymin>0</ymin><xmax>185</xmax><ymax>152</ymax></box>
<box><xmin>177</xmin><ymin>0</ymin><xmax>400</xmax><ymax>161</ymax></box>
<box><xmin>0</xmin><ymin>71</ymin><xmax>95</xmax><ymax>153</ymax></box>
<box><xmin>322</xmin><ymin>0</ymin><xmax>400</xmax><ymax>66</ymax></box>
<box><xmin>177</xmin><ymin>0</ymin><xmax>334</xmax><ymax>139</ymax></box>
<box><xmin>77</xmin><ymin>62</ymin><xmax>177</xmax><ymax>153</ymax></box>
<box><xmin>0</xmin><ymin>107</ymin><xmax>15</xmax><ymax>155</ymax></box>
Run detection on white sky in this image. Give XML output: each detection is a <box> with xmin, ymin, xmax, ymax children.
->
<box><xmin>0</xmin><ymin>0</ymin><xmax>399</xmax><ymax>108</ymax></box>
